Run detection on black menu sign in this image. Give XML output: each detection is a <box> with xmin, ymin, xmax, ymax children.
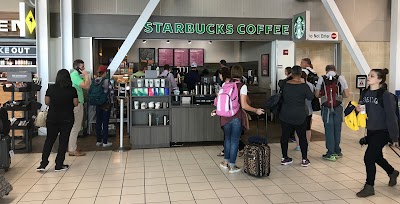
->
<box><xmin>189</xmin><ymin>49</ymin><xmax>204</xmax><ymax>67</ymax></box>
<box><xmin>174</xmin><ymin>49</ymin><xmax>189</xmax><ymax>67</ymax></box>
<box><xmin>139</xmin><ymin>48</ymin><xmax>155</xmax><ymax>65</ymax></box>
<box><xmin>158</xmin><ymin>48</ymin><xmax>173</xmax><ymax>67</ymax></box>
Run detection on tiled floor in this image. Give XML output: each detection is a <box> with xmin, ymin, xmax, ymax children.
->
<box><xmin>1</xmin><ymin>115</ymin><xmax>400</xmax><ymax>204</ymax></box>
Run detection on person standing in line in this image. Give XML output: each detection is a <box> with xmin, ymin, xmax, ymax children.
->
<box><xmin>215</xmin><ymin>65</ymin><xmax>264</xmax><ymax>173</ymax></box>
<box><xmin>130</xmin><ymin>62</ymin><xmax>147</xmax><ymax>79</ymax></box>
<box><xmin>37</xmin><ymin>69</ymin><xmax>78</xmax><ymax>172</ymax></box>
<box><xmin>184</xmin><ymin>62</ymin><xmax>201</xmax><ymax>92</ymax></box>
<box><xmin>214</xmin><ymin>59</ymin><xmax>227</xmax><ymax>86</ymax></box>
<box><xmin>355</xmin><ymin>68</ymin><xmax>399</xmax><ymax>197</ymax></box>
<box><xmin>159</xmin><ymin>64</ymin><xmax>178</xmax><ymax>90</ymax></box>
<box><xmin>315</xmin><ymin>65</ymin><xmax>349</xmax><ymax>161</ymax></box>
<box><xmin>294</xmin><ymin>69</ymin><xmax>315</xmax><ymax>151</ymax></box>
<box><xmin>216</xmin><ymin>67</ymin><xmax>246</xmax><ymax>157</ymax></box>
<box><xmin>69</xmin><ymin>59</ymin><xmax>91</xmax><ymax>156</ymax></box>
<box><xmin>92</xmin><ymin>65</ymin><xmax>114</xmax><ymax>147</ymax></box>
<box><xmin>279</xmin><ymin>66</ymin><xmax>314</xmax><ymax>167</ymax></box>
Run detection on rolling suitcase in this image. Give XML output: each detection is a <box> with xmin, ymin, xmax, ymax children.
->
<box><xmin>0</xmin><ymin>175</ymin><xmax>12</xmax><ymax>198</ymax></box>
<box><xmin>243</xmin><ymin>115</ymin><xmax>271</xmax><ymax>177</ymax></box>
<box><xmin>0</xmin><ymin>134</ymin><xmax>11</xmax><ymax>172</ymax></box>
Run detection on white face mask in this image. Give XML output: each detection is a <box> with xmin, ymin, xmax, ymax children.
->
<box><xmin>326</xmin><ymin>71</ymin><xmax>336</xmax><ymax>77</ymax></box>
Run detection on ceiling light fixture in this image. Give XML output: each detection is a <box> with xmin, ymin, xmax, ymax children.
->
<box><xmin>188</xmin><ymin>40</ymin><xmax>192</xmax><ymax>44</ymax></box>
<box><xmin>209</xmin><ymin>41</ymin><xmax>212</xmax><ymax>44</ymax></box>
<box><xmin>142</xmin><ymin>40</ymin><xmax>147</xmax><ymax>43</ymax></box>
<box><xmin>166</xmin><ymin>40</ymin><xmax>170</xmax><ymax>43</ymax></box>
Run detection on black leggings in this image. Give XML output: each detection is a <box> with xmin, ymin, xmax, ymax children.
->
<box><xmin>281</xmin><ymin>119</ymin><xmax>308</xmax><ymax>159</ymax></box>
<box><xmin>364</xmin><ymin>130</ymin><xmax>395</xmax><ymax>186</ymax></box>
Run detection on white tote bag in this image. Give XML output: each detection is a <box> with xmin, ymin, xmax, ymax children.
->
<box><xmin>34</xmin><ymin>107</ymin><xmax>48</xmax><ymax>127</ymax></box>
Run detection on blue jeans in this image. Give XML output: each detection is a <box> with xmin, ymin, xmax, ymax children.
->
<box><xmin>96</xmin><ymin>105</ymin><xmax>111</xmax><ymax>144</ymax></box>
<box><xmin>223</xmin><ymin>118</ymin><xmax>242</xmax><ymax>166</ymax></box>
<box><xmin>321</xmin><ymin>106</ymin><xmax>343</xmax><ymax>156</ymax></box>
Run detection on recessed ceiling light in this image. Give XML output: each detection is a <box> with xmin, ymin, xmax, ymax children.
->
<box><xmin>142</xmin><ymin>40</ymin><xmax>147</xmax><ymax>43</ymax></box>
<box><xmin>166</xmin><ymin>40</ymin><xmax>170</xmax><ymax>43</ymax></box>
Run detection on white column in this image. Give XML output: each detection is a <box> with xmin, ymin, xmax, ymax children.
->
<box><xmin>61</xmin><ymin>0</ymin><xmax>74</xmax><ymax>70</ymax></box>
<box><xmin>390</xmin><ymin>0</ymin><xmax>400</xmax><ymax>93</ymax></box>
<box><xmin>108</xmin><ymin>0</ymin><xmax>160</xmax><ymax>76</ymax></box>
<box><xmin>36</xmin><ymin>0</ymin><xmax>50</xmax><ymax>135</ymax></box>
<box><xmin>321</xmin><ymin>0</ymin><xmax>370</xmax><ymax>75</ymax></box>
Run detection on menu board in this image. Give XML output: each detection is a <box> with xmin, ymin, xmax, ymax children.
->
<box><xmin>174</xmin><ymin>49</ymin><xmax>189</xmax><ymax>67</ymax></box>
<box><xmin>158</xmin><ymin>48</ymin><xmax>173</xmax><ymax>67</ymax></box>
<box><xmin>189</xmin><ymin>49</ymin><xmax>204</xmax><ymax>67</ymax></box>
<box><xmin>139</xmin><ymin>48</ymin><xmax>155</xmax><ymax>65</ymax></box>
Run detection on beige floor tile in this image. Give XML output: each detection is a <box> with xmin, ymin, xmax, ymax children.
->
<box><xmin>43</xmin><ymin>199</ymin><xmax>70</xmax><ymax>204</ymax></box>
<box><xmin>299</xmin><ymin>183</ymin><xmax>327</xmax><ymax>192</ymax></box>
<box><xmin>81</xmin><ymin>175</ymin><xmax>103</xmax><ymax>182</ymax></box>
<box><xmin>169</xmin><ymin>191</ymin><xmax>194</xmax><ymax>201</ymax></box>
<box><xmin>16</xmin><ymin>201</ymin><xmax>43</xmax><ymax>204</ymax></box>
<box><xmin>77</xmin><ymin>181</ymin><xmax>101</xmax><ymax>189</ymax></box>
<box><xmin>186</xmin><ymin>175</ymin><xmax>208</xmax><ymax>183</ymax></box>
<box><xmin>206</xmin><ymin>175</ymin><xmax>229</xmax><ymax>182</ymax></box>
<box><xmin>280</xmin><ymin>184</ymin><xmax>306</xmax><ymax>193</ymax></box>
<box><xmin>322</xmin><ymin>200</ymin><xmax>350</xmax><ymax>204</ymax></box>
<box><xmin>73</xmin><ymin>188</ymin><xmax>99</xmax><ymax>198</ymax></box>
<box><xmin>310</xmin><ymin>190</ymin><xmax>341</xmax><ymax>201</ymax></box>
<box><xmin>146</xmin><ymin>184</ymin><xmax>168</xmax><ymax>193</ymax></box>
<box><xmin>94</xmin><ymin>195</ymin><xmax>121</xmax><ymax>204</ymax></box>
<box><xmin>47</xmin><ymin>190</ymin><xmax>74</xmax><ymax>200</ymax></box>
<box><xmin>251</xmin><ymin>179</ymin><xmax>276</xmax><ymax>187</ymax></box>
<box><xmin>59</xmin><ymin>175</ymin><xmax>82</xmax><ymax>183</ymax></box>
<box><xmin>366</xmin><ymin>196</ymin><xmax>400</xmax><ymax>204</ymax></box>
<box><xmin>231</xmin><ymin>180</ymin><xmax>255</xmax><ymax>188</ymax></box>
<box><xmin>70</xmin><ymin>197</ymin><xmax>96</xmax><ymax>204</ymax></box>
<box><xmin>289</xmin><ymin>192</ymin><xmax>318</xmax><ymax>202</ymax></box>
<box><xmin>120</xmin><ymin>194</ymin><xmax>145</xmax><ymax>204</ymax></box>
<box><xmin>168</xmin><ymin>183</ymin><xmax>191</xmax><ymax>192</ymax></box>
<box><xmin>236</xmin><ymin>186</ymin><xmax>263</xmax><ymax>196</ymax></box>
<box><xmin>195</xmin><ymin>198</ymin><xmax>222</xmax><ymax>204</ymax></box>
<box><xmin>265</xmin><ymin>193</ymin><xmax>296</xmax><ymax>204</ymax></box>
<box><xmin>19</xmin><ymin>191</ymin><xmax>50</xmax><ymax>202</ymax></box>
<box><xmin>345</xmin><ymin>198</ymin><xmax>375</xmax><ymax>204</ymax></box>
<box><xmin>166</xmin><ymin>177</ymin><xmax>188</xmax><ymax>185</ymax></box>
<box><xmin>124</xmin><ymin>172</ymin><xmax>145</xmax><ymax>180</ymax></box>
<box><xmin>145</xmin><ymin>171</ymin><xmax>165</xmax><ymax>179</ymax></box>
<box><xmin>123</xmin><ymin>178</ymin><xmax>144</xmax><ymax>187</ymax></box>
<box><xmin>319</xmin><ymin>181</ymin><xmax>348</xmax><ymax>190</ymax></box>
<box><xmin>165</xmin><ymin>171</ymin><xmax>185</xmax><ymax>178</ymax></box>
<box><xmin>243</xmin><ymin>195</ymin><xmax>272</xmax><ymax>204</ymax></box>
<box><xmin>103</xmin><ymin>173</ymin><xmax>124</xmax><ymax>181</ymax></box>
<box><xmin>332</xmin><ymin>189</ymin><xmax>358</xmax><ymax>199</ymax></box>
<box><xmin>10</xmin><ymin>184</ymin><xmax>31</xmax><ymax>194</ymax></box>
<box><xmin>271</xmin><ymin>178</ymin><xmax>296</xmax><ymax>185</ymax></box>
<box><xmin>100</xmin><ymin>180</ymin><xmax>123</xmax><ymax>188</ymax></box>
<box><xmin>219</xmin><ymin>196</ymin><xmax>247</xmax><ymax>204</ymax></box>
<box><xmin>145</xmin><ymin>192</ymin><xmax>170</xmax><ymax>203</ymax></box>
<box><xmin>36</xmin><ymin>177</ymin><xmax>62</xmax><ymax>185</ymax></box>
<box><xmin>53</xmin><ymin>182</ymin><xmax>79</xmax><ymax>191</ymax></box>
<box><xmin>215</xmin><ymin>188</ymin><xmax>240</xmax><ymax>198</ymax></box>
<box><xmin>209</xmin><ymin>181</ymin><xmax>233</xmax><ymax>189</ymax></box>
<box><xmin>97</xmin><ymin>187</ymin><xmax>122</xmax><ymax>196</ymax></box>
<box><xmin>28</xmin><ymin>183</ymin><xmax>56</xmax><ymax>193</ymax></box>
<box><xmin>258</xmin><ymin>185</ymin><xmax>284</xmax><ymax>195</ymax></box>
<box><xmin>0</xmin><ymin>193</ymin><xmax>24</xmax><ymax>203</ymax></box>
<box><xmin>146</xmin><ymin>177</ymin><xmax>167</xmax><ymax>186</ymax></box>
<box><xmin>183</xmin><ymin>169</ymin><xmax>204</xmax><ymax>177</ymax></box>
<box><xmin>191</xmin><ymin>189</ymin><xmax>218</xmax><ymax>200</ymax></box>
<box><xmin>188</xmin><ymin>182</ymin><xmax>212</xmax><ymax>191</ymax></box>
<box><xmin>170</xmin><ymin>201</ymin><xmax>196</xmax><ymax>204</ymax></box>
<box><xmin>122</xmin><ymin>186</ymin><xmax>145</xmax><ymax>195</ymax></box>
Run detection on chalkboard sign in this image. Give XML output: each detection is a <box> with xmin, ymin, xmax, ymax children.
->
<box><xmin>139</xmin><ymin>48</ymin><xmax>155</xmax><ymax>65</ymax></box>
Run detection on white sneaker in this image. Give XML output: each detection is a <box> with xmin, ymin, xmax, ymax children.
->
<box><xmin>103</xmin><ymin>142</ymin><xmax>112</xmax><ymax>147</ymax></box>
<box><xmin>229</xmin><ymin>165</ymin><xmax>241</xmax><ymax>173</ymax></box>
<box><xmin>96</xmin><ymin>142</ymin><xmax>103</xmax><ymax>146</ymax></box>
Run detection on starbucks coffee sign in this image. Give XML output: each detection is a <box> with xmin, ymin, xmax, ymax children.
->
<box><xmin>144</xmin><ymin>22</ymin><xmax>290</xmax><ymax>36</ymax></box>
<box><xmin>292</xmin><ymin>11</ymin><xmax>310</xmax><ymax>41</ymax></box>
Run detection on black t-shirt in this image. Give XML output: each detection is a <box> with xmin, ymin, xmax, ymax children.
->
<box><xmin>46</xmin><ymin>85</ymin><xmax>78</xmax><ymax>120</ymax></box>
<box><xmin>279</xmin><ymin>83</ymin><xmax>314</xmax><ymax>125</ymax></box>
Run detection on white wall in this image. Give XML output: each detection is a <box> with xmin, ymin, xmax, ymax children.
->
<box><xmin>240</xmin><ymin>42</ymin><xmax>272</xmax><ymax>89</ymax></box>
<box><xmin>126</xmin><ymin>40</ymin><xmax>239</xmax><ymax>64</ymax></box>
<box><xmin>49</xmin><ymin>37</ymin><xmax>93</xmax><ymax>82</ymax></box>
<box><xmin>274</xmin><ymin>41</ymin><xmax>295</xmax><ymax>90</ymax></box>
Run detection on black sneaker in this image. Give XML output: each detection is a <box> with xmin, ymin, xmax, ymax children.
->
<box><xmin>55</xmin><ymin>165</ymin><xmax>69</xmax><ymax>172</ymax></box>
<box><xmin>301</xmin><ymin>159</ymin><xmax>310</xmax><ymax>167</ymax></box>
<box><xmin>356</xmin><ymin>184</ymin><xmax>375</xmax><ymax>197</ymax></box>
<box><xmin>389</xmin><ymin>170</ymin><xmax>399</xmax><ymax>187</ymax></box>
<box><xmin>281</xmin><ymin>157</ymin><xmax>293</xmax><ymax>165</ymax></box>
<box><xmin>36</xmin><ymin>166</ymin><xmax>46</xmax><ymax>172</ymax></box>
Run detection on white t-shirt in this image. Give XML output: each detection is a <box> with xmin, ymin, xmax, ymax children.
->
<box><xmin>315</xmin><ymin>73</ymin><xmax>348</xmax><ymax>92</ymax></box>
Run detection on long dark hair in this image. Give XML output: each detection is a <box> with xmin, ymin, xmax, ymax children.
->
<box><xmin>55</xmin><ymin>69</ymin><xmax>73</xmax><ymax>88</ymax></box>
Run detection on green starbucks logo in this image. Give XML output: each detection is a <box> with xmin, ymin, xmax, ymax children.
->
<box><xmin>294</xmin><ymin>16</ymin><xmax>305</xmax><ymax>39</ymax></box>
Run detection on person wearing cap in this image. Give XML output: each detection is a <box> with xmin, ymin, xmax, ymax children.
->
<box><xmin>184</xmin><ymin>62</ymin><xmax>201</xmax><ymax>92</ymax></box>
<box><xmin>91</xmin><ymin>65</ymin><xmax>114</xmax><ymax>148</ymax></box>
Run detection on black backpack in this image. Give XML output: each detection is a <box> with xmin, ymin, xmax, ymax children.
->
<box><xmin>360</xmin><ymin>88</ymin><xmax>400</xmax><ymax>137</ymax></box>
<box><xmin>305</xmin><ymin>68</ymin><xmax>319</xmax><ymax>85</ymax></box>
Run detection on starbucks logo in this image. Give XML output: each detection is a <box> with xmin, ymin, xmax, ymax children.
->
<box><xmin>294</xmin><ymin>16</ymin><xmax>305</xmax><ymax>39</ymax></box>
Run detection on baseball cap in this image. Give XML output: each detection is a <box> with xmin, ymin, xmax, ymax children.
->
<box><xmin>98</xmin><ymin>65</ymin><xmax>108</xmax><ymax>73</ymax></box>
<box><xmin>191</xmin><ymin>62</ymin><xmax>197</xmax><ymax>68</ymax></box>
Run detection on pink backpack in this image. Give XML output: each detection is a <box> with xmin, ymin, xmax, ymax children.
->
<box><xmin>214</xmin><ymin>81</ymin><xmax>241</xmax><ymax>117</ymax></box>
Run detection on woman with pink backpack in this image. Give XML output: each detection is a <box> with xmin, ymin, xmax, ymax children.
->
<box><xmin>213</xmin><ymin>65</ymin><xmax>264</xmax><ymax>173</ymax></box>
